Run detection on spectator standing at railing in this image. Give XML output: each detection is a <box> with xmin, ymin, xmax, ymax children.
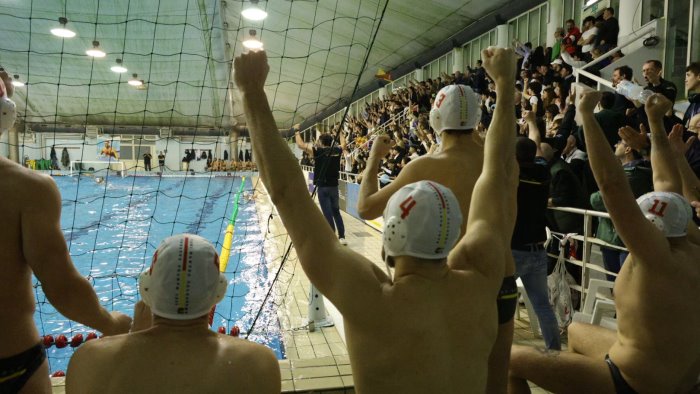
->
<box><xmin>578</xmin><ymin>16</ymin><xmax>598</xmax><ymax>62</ymax></box>
<box><xmin>510</xmin><ymin>91</ymin><xmax>700</xmax><ymax>394</ymax></box>
<box><xmin>610</xmin><ymin>65</ymin><xmax>636</xmax><ymax>118</ymax></box>
<box><xmin>294</xmin><ymin>128</ymin><xmax>347</xmax><ymax>245</ymax></box>
<box><xmin>590</xmin><ymin>138</ymin><xmax>653</xmax><ymax>281</ymax></box>
<box><xmin>562</xmin><ymin>19</ymin><xmax>581</xmax><ymax>56</ymax></box>
<box><xmin>512</xmin><ymin>122</ymin><xmax>561</xmax><ymax>351</ymax></box>
<box><xmin>597</xmin><ymin>7</ymin><xmax>619</xmax><ymax>52</ymax></box>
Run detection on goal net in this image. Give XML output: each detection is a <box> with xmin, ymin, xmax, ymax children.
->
<box><xmin>69</xmin><ymin>160</ymin><xmax>126</xmax><ymax>178</ymax></box>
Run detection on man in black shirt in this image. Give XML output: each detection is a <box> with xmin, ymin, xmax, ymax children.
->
<box><xmin>598</xmin><ymin>7</ymin><xmax>619</xmax><ymax>52</ymax></box>
<box><xmin>643</xmin><ymin>60</ymin><xmax>677</xmax><ymax>102</ymax></box>
<box><xmin>143</xmin><ymin>152</ymin><xmax>152</xmax><ymax>171</ymax></box>
<box><xmin>295</xmin><ymin>130</ymin><xmax>347</xmax><ymax>245</ymax></box>
<box><xmin>514</xmin><ymin>125</ymin><xmax>561</xmax><ymax>352</ymax></box>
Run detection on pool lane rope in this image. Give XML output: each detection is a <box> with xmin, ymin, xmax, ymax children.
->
<box><xmin>209</xmin><ymin>176</ymin><xmax>246</xmax><ymax>327</ymax></box>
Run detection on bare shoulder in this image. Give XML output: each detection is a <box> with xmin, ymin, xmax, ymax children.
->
<box><xmin>220</xmin><ymin>335</ymin><xmax>277</xmax><ymax>361</ymax></box>
<box><xmin>0</xmin><ymin>160</ymin><xmax>58</xmax><ymax>201</ymax></box>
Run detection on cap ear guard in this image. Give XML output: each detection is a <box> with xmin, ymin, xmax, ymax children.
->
<box><xmin>429</xmin><ymin>107</ymin><xmax>441</xmax><ymax>133</ymax></box>
<box><xmin>213</xmin><ymin>273</ymin><xmax>228</xmax><ymax>304</ymax></box>
<box><xmin>644</xmin><ymin>213</ymin><xmax>666</xmax><ymax>234</ymax></box>
<box><xmin>383</xmin><ymin>215</ymin><xmax>408</xmax><ymax>256</ymax></box>
<box><xmin>0</xmin><ymin>97</ymin><xmax>17</xmax><ymax>132</ymax></box>
<box><xmin>139</xmin><ymin>270</ymin><xmax>154</xmax><ymax>307</ymax></box>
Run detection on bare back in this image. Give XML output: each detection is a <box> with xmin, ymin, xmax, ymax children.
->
<box><xmin>0</xmin><ymin>156</ymin><xmax>53</xmax><ymax>357</ymax></box>
<box><xmin>609</xmin><ymin>237</ymin><xmax>700</xmax><ymax>392</ymax></box>
<box><xmin>344</xmin><ymin>269</ymin><xmax>497</xmax><ymax>393</ymax></box>
<box><xmin>67</xmin><ymin>329</ymin><xmax>281</xmax><ymax>393</ymax></box>
<box><xmin>407</xmin><ymin>138</ymin><xmax>484</xmax><ymax>236</ymax></box>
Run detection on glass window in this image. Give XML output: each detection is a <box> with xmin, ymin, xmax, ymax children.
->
<box><xmin>665</xmin><ymin>0</ymin><xmax>690</xmax><ymax>90</ymax></box>
<box><xmin>135</xmin><ymin>145</ymin><xmax>152</xmax><ymax>158</ymax></box>
<box><xmin>119</xmin><ymin>146</ymin><xmax>134</xmax><ymax>160</ymax></box>
<box><xmin>529</xmin><ymin>8</ymin><xmax>541</xmax><ymax>45</ymax></box>
<box><xmin>692</xmin><ymin>0</ymin><xmax>700</xmax><ymax>64</ymax></box>
<box><xmin>517</xmin><ymin>15</ymin><xmax>528</xmax><ymax>42</ymax></box>
<box><xmin>642</xmin><ymin>0</ymin><xmax>665</xmax><ymax>24</ymax></box>
<box><xmin>540</xmin><ymin>4</ymin><xmax>549</xmax><ymax>47</ymax></box>
<box><xmin>463</xmin><ymin>43</ymin><xmax>471</xmax><ymax>70</ymax></box>
<box><xmin>446</xmin><ymin>52</ymin><xmax>453</xmax><ymax>73</ymax></box>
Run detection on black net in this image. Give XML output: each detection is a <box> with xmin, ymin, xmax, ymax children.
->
<box><xmin>0</xmin><ymin>0</ymin><xmax>389</xmax><ymax>374</ymax></box>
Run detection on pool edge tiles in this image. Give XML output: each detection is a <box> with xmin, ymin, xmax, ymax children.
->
<box><xmin>250</xmin><ymin>178</ymin><xmax>355</xmax><ymax>393</ymax></box>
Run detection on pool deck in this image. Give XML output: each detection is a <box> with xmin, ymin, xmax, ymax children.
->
<box><xmin>50</xmin><ymin>175</ymin><xmax>553</xmax><ymax>393</ymax></box>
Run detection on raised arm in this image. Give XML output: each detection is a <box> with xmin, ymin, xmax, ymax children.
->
<box><xmin>646</xmin><ymin>94</ymin><xmax>682</xmax><ymax>194</ymax></box>
<box><xmin>234</xmin><ymin>51</ymin><xmax>387</xmax><ymax>318</ymax></box>
<box><xmin>22</xmin><ymin>176</ymin><xmax>132</xmax><ymax>335</ymax></box>
<box><xmin>578</xmin><ymin>91</ymin><xmax>669</xmax><ymax>260</ymax></box>
<box><xmin>294</xmin><ymin>128</ymin><xmax>313</xmax><ymax>156</ymax></box>
<box><xmin>449</xmin><ymin>47</ymin><xmax>518</xmax><ymax>282</ymax></box>
<box><xmin>357</xmin><ymin>135</ymin><xmax>422</xmax><ymax>219</ymax></box>
<box><xmin>524</xmin><ymin>110</ymin><xmax>545</xmax><ymax>158</ymax></box>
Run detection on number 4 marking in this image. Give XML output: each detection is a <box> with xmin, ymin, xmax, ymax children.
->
<box><xmin>648</xmin><ymin>199</ymin><xmax>668</xmax><ymax>217</ymax></box>
<box><xmin>400</xmin><ymin>196</ymin><xmax>417</xmax><ymax>219</ymax></box>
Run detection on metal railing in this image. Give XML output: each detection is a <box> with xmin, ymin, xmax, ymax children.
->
<box><xmin>301</xmin><ymin>164</ymin><xmax>360</xmax><ymax>183</ymax></box>
<box><xmin>546</xmin><ymin>206</ymin><xmax>626</xmax><ymax>310</ymax></box>
<box><xmin>573</xmin><ymin>20</ymin><xmax>659</xmax><ymax>91</ymax></box>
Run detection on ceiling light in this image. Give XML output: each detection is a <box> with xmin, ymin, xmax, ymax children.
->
<box><xmin>128</xmin><ymin>74</ymin><xmax>143</xmax><ymax>86</ymax></box>
<box><xmin>241</xmin><ymin>1</ymin><xmax>267</xmax><ymax>21</ymax></box>
<box><xmin>50</xmin><ymin>17</ymin><xmax>76</xmax><ymax>38</ymax></box>
<box><xmin>242</xmin><ymin>29</ymin><xmax>263</xmax><ymax>50</ymax></box>
<box><xmin>111</xmin><ymin>58</ymin><xmax>128</xmax><ymax>73</ymax></box>
<box><xmin>11</xmin><ymin>75</ymin><xmax>24</xmax><ymax>87</ymax></box>
<box><xmin>86</xmin><ymin>40</ymin><xmax>106</xmax><ymax>58</ymax></box>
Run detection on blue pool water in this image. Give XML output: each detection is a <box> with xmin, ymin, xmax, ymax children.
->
<box><xmin>37</xmin><ymin>175</ymin><xmax>284</xmax><ymax>373</ymax></box>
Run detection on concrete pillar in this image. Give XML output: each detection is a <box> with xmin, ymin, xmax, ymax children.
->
<box><xmin>452</xmin><ymin>47</ymin><xmax>464</xmax><ymax>72</ymax></box>
<box><xmin>617</xmin><ymin>0</ymin><xmax>642</xmax><ymax>40</ymax></box>
<box><xmin>230</xmin><ymin>130</ymin><xmax>239</xmax><ymax>162</ymax></box>
<box><xmin>496</xmin><ymin>24</ymin><xmax>510</xmax><ymax>49</ymax></box>
<box><xmin>8</xmin><ymin>125</ymin><xmax>19</xmax><ymax>163</ymax></box>
<box><xmin>546</xmin><ymin>0</ymin><xmax>564</xmax><ymax>47</ymax></box>
<box><xmin>414</xmin><ymin>68</ymin><xmax>424</xmax><ymax>82</ymax></box>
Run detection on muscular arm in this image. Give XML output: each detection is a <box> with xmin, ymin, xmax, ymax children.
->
<box><xmin>648</xmin><ymin>106</ymin><xmax>682</xmax><ymax>194</ymax></box>
<box><xmin>357</xmin><ymin>136</ymin><xmax>422</xmax><ymax>219</ymax></box>
<box><xmin>235</xmin><ymin>51</ymin><xmax>387</xmax><ymax>318</ymax></box>
<box><xmin>579</xmin><ymin>92</ymin><xmax>669</xmax><ymax>261</ymax></box>
<box><xmin>295</xmin><ymin>131</ymin><xmax>313</xmax><ymax>156</ymax></box>
<box><xmin>525</xmin><ymin>111</ymin><xmax>545</xmax><ymax>158</ymax></box>
<box><xmin>449</xmin><ymin>48</ymin><xmax>518</xmax><ymax>283</ymax></box>
<box><xmin>22</xmin><ymin>177</ymin><xmax>127</xmax><ymax>335</ymax></box>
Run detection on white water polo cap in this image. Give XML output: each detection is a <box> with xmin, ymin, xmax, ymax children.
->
<box><xmin>139</xmin><ymin>234</ymin><xmax>228</xmax><ymax>320</ymax></box>
<box><xmin>383</xmin><ymin>181</ymin><xmax>462</xmax><ymax>259</ymax></box>
<box><xmin>0</xmin><ymin>96</ymin><xmax>16</xmax><ymax>133</ymax></box>
<box><xmin>636</xmin><ymin>191</ymin><xmax>693</xmax><ymax>237</ymax></box>
<box><xmin>429</xmin><ymin>84</ymin><xmax>480</xmax><ymax>133</ymax></box>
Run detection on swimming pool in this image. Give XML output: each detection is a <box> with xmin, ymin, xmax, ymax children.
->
<box><xmin>37</xmin><ymin>174</ymin><xmax>284</xmax><ymax>373</ymax></box>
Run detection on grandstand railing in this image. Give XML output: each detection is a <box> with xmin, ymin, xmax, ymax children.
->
<box><xmin>573</xmin><ymin>20</ymin><xmax>660</xmax><ymax>90</ymax></box>
<box><xmin>546</xmin><ymin>206</ymin><xmax>624</xmax><ymax>311</ymax></box>
<box><xmin>301</xmin><ymin>164</ymin><xmax>359</xmax><ymax>183</ymax></box>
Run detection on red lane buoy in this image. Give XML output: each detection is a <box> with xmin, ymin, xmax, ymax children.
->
<box><xmin>51</xmin><ymin>370</ymin><xmax>66</xmax><ymax>378</ymax></box>
<box><xmin>70</xmin><ymin>333</ymin><xmax>84</xmax><ymax>348</ymax></box>
<box><xmin>85</xmin><ymin>332</ymin><xmax>98</xmax><ymax>341</ymax></box>
<box><xmin>229</xmin><ymin>326</ymin><xmax>240</xmax><ymax>337</ymax></box>
<box><xmin>55</xmin><ymin>334</ymin><xmax>68</xmax><ymax>349</ymax></box>
<box><xmin>42</xmin><ymin>335</ymin><xmax>54</xmax><ymax>348</ymax></box>
<box><xmin>217</xmin><ymin>326</ymin><xmax>226</xmax><ymax>334</ymax></box>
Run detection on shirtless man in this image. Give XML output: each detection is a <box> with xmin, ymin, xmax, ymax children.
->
<box><xmin>234</xmin><ymin>48</ymin><xmax>518</xmax><ymax>393</ymax></box>
<box><xmin>357</xmin><ymin>47</ymin><xmax>518</xmax><ymax>393</ymax></box>
<box><xmin>67</xmin><ymin>234</ymin><xmax>280</xmax><ymax>393</ymax></box>
<box><xmin>508</xmin><ymin>92</ymin><xmax>700</xmax><ymax>393</ymax></box>
<box><xmin>0</xmin><ymin>72</ymin><xmax>131</xmax><ymax>393</ymax></box>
